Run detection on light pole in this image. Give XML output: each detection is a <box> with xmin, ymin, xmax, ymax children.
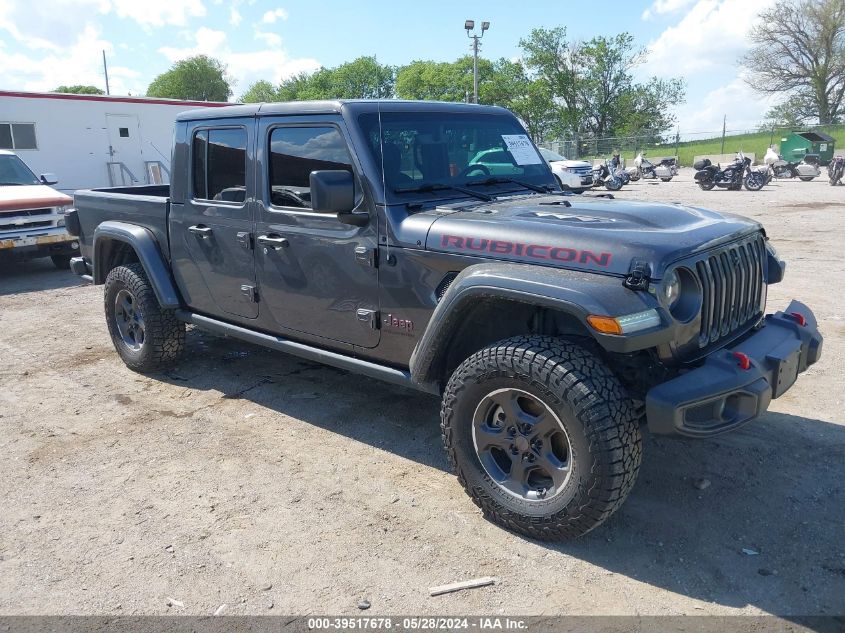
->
<box><xmin>465</xmin><ymin>19</ymin><xmax>489</xmax><ymax>104</ymax></box>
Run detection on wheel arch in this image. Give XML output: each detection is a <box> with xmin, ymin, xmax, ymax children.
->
<box><xmin>93</xmin><ymin>221</ymin><xmax>182</xmax><ymax>309</ymax></box>
<box><xmin>409</xmin><ymin>262</ymin><xmax>662</xmax><ymax>390</ymax></box>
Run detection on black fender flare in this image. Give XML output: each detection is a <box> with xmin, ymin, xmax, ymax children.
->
<box><xmin>93</xmin><ymin>221</ymin><xmax>182</xmax><ymax>309</ymax></box>
<box><xmin>409</xmin><ymin>262</ymin><xmax>669</xmax><ymax>388</ymax></box>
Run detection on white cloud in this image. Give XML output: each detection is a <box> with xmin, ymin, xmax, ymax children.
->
<box><xmin>110</xmin><ymin>0</ymin><xmax>206</xmax><ymax>27</ymax></box>
<box><xmin>158</xmin><ymin>26</ymin><xmax>320</xmax><ymax>98</ymax></box>
<box><xmin>229</xmin><ymin>6</ymin><xmax>242</xmax><ymax>26</ymax></box>
<box><xmin>0</xmin><ymin>23</ymin><xmax>143</xmax><ymax>95</ymax></box>
<box><xmin>254</xmin><ymin>30</ymin><xmax>282</xmax><ymax>48</ymax></box>
<box><xmin>645</xmin><ymin>0</ymin><xmax>762</xmax><ymax>75</ymax></box>
<box><xmin>261</xmin><ymin>7</ymin><xmax>288</xmax><ymax>23</ymax></box>
<box><xmin>641</xmin><ymin>0</ymin><xmax>695</xmax><ymax>20</ymax></box>
<box><xmin>674</xmin><ymin>75</ymin><xmax>780</xmax><ymax>135</ymax></box>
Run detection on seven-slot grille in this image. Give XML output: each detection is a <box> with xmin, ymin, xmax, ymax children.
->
<box><xmin>694</xmin><ymin>233</ymin><xmax>766</xmax><ymax>348</ymax></box>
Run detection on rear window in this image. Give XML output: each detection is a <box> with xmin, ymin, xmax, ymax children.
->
<box><xmin>192</xmin><ymin>127</ymin><xmax>247</xmax><ymax>203</ymax></box>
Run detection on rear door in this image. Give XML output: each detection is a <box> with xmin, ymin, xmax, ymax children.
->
<box><xmin>169</xmin><ymin>119</ymin><xmax>258</xmax><ymax>319</ymax></box>
<box><xmin>253</xmin><ymin>116</ymin><xmax>380</xmax><ymax>348</ymax></box>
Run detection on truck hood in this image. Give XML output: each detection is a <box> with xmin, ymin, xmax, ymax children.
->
<box><xmin>425</xmin><ymin>194</ymin><xmax>761</xmax><ymax>279</ymax></box>
<box><xmin>0</xmin><ymin>185</ymin><xmax>72</xmax><ymax>212</ymax></box>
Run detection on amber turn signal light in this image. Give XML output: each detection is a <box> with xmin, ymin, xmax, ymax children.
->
<box><xmin>586</xmin><ymin>315</ymin><xmax>623</xmax><ymax>335</ymax></box>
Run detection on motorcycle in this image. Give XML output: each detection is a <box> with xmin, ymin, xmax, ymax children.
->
<box><xmin>693</xmin><ymin>152</ymin><xmax>765</xmax><ymax>191</ymax></box>
<box><xmin>768</xmin><ymin>153</ymin><xmax>821</xmax><ymax>182</ymax></box>
<box><xmin>828</xmin><ymin>156</ymin><xmax>845</xmax><ymax>186</ymax></box>
<box><xmin>628</xmin><ymin>153</ymin><xmax>675</xmax><ymax>181</ymax></box>
<box><xmin>592</xmin><ymin>160</ymin><xmax>624</xmax><ymax>191</ymax></box>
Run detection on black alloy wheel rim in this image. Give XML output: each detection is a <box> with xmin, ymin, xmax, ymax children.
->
<box><xmin>114</xmin><ymin>288</ymin><xmax>145</xmax><ymax>351</ymax></box>
<box><xmin>472</xmin><ymin>388</ymin><xmax>573</xmax><ymax>501</ymax></box>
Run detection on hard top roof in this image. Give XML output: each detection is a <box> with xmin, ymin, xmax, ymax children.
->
<box><xmin>175</xmin><ymin>99</ymin><xmax>512</xmax><ymax>121</ymax></box>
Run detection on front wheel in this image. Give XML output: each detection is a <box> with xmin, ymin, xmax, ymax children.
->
<box><xmin>744</xmin><ymin>172</ymin><xmax>765</xmax><ymax>191</ymax></box>
<box><xmin>605</xmin><ymin>177</ymin><xmax>623</xmax><ymax>191</ymax></box>
<box><xmin>104</xmin><ymin>263</ymin><xmax>186</xmax><ymax>373</ymax></box>
<box><xmin>440</xmin><ymin>336</ymin><xmax>642</xmax><ymax>540</ymax></box>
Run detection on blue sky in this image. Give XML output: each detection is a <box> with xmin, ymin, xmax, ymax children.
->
<box><xmin>0</xmin><ymin>0</ymin><xmax>778</xmax><ymax>135</ymax></box>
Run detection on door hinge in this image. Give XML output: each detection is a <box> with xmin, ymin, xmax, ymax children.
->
<box><xmin>241</xmin><ymin>284</ymin><xmax>258</xmax><ymax>302</ymax></box>
<box><xmin>356</xmin><ymin>308</ymin><xmax>379</xmax><ymax>329</ymax></box>
<box><xmin>236</xmin><ymin>231</ymin><xmax>253</xmax><ymax>250</ymax></box>
<box><xmin>355</xmin><ymin>246</ymin><xmax>377</xmax><ymax>268</ymax></box>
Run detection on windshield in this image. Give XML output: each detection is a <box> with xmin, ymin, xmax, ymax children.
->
<box><xmin>0</xmin><ymin>154</ymin><xmax>40</xmax><ymax>186</ymax></box>
<box><xmin>358</xmin><ymin>111</ymin><xmax>555</xmax><ymax>201</ymax></box>
<box><xmin>539</xmin><ymin>147</ymin><xmax>566</xmax><ymax>162</ymax></box>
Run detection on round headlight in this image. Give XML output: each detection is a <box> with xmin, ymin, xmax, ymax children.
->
<box><xmin>662</xmin><ymin>268</ymin><xmax>681</xmax><ymax>309</ymax></box>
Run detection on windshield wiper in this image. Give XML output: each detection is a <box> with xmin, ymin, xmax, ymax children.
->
<box><xmin>393</xmin><ymin>182</ymin><xmax>493</xmax><ymax>202</ymax></box>
<box><xmin>0</xmin><ymin>182</ymin><xmax>26</xmax><ymax>186</ymax></box>
<box><xmin>465</xmin><ymin>176</ymin><xmax>552</xmax><ymax>194</ymax></box>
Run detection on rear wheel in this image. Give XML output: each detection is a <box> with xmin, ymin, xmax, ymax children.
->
<box><xmin>104</xmin><ymin>263</ymin><xmax>185</xmax><ymax>373</ymax></box>
<box><xmin>441</xmin><ymin>336</ymin><xmax>642</xmax><ymax>540</ymax></box>
<box><xmin>660</xmin><ymin>177</ymin><xmax>672</xmax><ymax>182</ymax></box>
<box><xmin>798</xmin><ymin>176</ymin><xmax>815</xmax><ymax>182</ymax></box>
<box><xmin>698</xmin><ymin>180</ymin><xmax>716</xmax><ymax>191</ymax></box>
<box><xmin>51</xmin><ymin>254</ymin><xmax>72</xmax><ymax>270</ymax></box>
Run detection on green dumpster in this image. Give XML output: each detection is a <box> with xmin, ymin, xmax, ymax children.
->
<box><xmin>779</xmin><ymin>131</ymin><xmax>835</xmax><ymax>165</ymax></box>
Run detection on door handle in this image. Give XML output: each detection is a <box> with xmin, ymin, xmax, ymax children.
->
<box><xmin>188</xmin><ymin>225</ymin><xmax>213</xmax><ymax>238</ymax></box>
<box><xmin>257</xmin><ymin>234</ymin><xmax>290</xmax><ymax>250</ymax></box>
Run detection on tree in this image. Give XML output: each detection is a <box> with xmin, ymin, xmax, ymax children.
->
<box><xmin>761</xmin><ymin>100</ymin><xmax>815</xmax><ymax>130</ymax></box>
<box><xmin>147</xmin><ymin>55</ymin><xmax>232</xmax><ymax>102</ymax></box>
<box><xmin>243</xmin><ymin>57</ymin><xmax>394</xmax><ymax>102</ymax></box>
<box><xmin>480</xmin><ymin>59</ymin><xmax>558</xmax><ymax>141</ymax></box>
<box><xmin>241</xmin><ymin>80</ymin><xmax>279</xmax><ymax>103</ymax></box>
<box><xmin>53</xmin><ymin>85</ymin><xmax>104</xmax><ymax>95</ymax></box>
<box><xmin>742</xmin><ymin>0</ymin><xmax>845</xmax><ymax>124</ymax></box>
<box><xmin>396</xmin><ymin>57</ymin><xmax>494</xmax><ymax>102</ymax></box>
<box><xmin>520</xmin><ymin>28</ymin><xmax>686</xmax><ymax>148</ymax></box>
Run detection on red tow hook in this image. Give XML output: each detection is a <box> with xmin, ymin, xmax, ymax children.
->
<box><xmin>789</xmin><ymin>312</ymin><xmax>807</xmax><ymax>327</ymax></box>
<box><xmin>732</xmin><ymin>351</ymin><xmax>751</xmax><ymax>370</ymax></box>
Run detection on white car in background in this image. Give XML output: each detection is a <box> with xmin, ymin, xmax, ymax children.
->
<box><xmin>538</xmin><ymin>147</ymin><xmax>594</xmax><ymax>193</ymax></box>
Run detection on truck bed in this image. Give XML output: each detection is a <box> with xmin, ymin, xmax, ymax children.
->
<box><xmin>73</xmin><ymin>184</ymin><xmax>171</xmax><ymax>260</ymax></box>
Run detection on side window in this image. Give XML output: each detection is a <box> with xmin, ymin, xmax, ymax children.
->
<box><xmin>0</xmin><ymin>123</ymin><xmax>37</xmax><ymax>150</ymax></box>
<box><xmin>268</xmin><ymin>126</ymin><xmax>353</xmax><ymax>209</ymax></box>
<box><xmin>192</xmin><ymin>127</ymin><xmax>247</xmax><ymax>203</ymax></box>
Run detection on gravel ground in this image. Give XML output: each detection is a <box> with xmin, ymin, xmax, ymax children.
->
<box><xmin>1</xmin><ymin>169</ymin><xmax>844</xmax><ymax>618</ymax></box>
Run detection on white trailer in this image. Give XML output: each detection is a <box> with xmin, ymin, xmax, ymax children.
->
<box><xmin>0</xmin><ymin>90</ymin><xmax>229</xmax><ymax>193</ymax></box>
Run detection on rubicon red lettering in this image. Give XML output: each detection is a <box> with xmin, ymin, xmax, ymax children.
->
<box><xmin>439</xmin><ymin>235</ymin><xmax>612</xmax><ymax>268</ymax></box>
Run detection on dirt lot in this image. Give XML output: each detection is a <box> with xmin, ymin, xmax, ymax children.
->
<box><xmin>1</xmin><ymin>169</ymin><xmax>844</xmax><ymax>618</ymax></box>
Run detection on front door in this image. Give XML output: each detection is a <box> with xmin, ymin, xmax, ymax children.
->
<box><xmin>170</xmin><ymin>120</ymin><xmax>258</xmax><ymax>319</ymax></box>
<box><xmin>106</xmin><ymin>114</ymin><xmax>145</xmax><ymax>185</ymax></box>
<box><xmin>254</xmin><ymin>118</ymin><xmax>380</xmax><ymax>348</ymax></box>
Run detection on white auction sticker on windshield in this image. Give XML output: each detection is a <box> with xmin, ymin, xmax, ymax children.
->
<box><xmin>502</xmin><ymin>134</ymin><xmax>543</xmax><ymax>165</ymax></box>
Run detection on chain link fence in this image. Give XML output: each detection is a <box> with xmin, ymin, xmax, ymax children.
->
<box><xmin>538</xmin><ymin>123</ymin><xmax>844</xmax><ymax>166</ymax></box>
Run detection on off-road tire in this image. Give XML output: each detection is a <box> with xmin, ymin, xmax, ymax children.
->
<box><xmin>440</xmin><ymin>336</ymin><xmax>642</xmax><ymax>540</ymax></box>
<box><xmin>104</xmin><ymin>263</ymin><xmax>185</xmax><ymax>373</ymax></box>
<box><xmin>51</xmin><ymin>254</ymin><xmax>72</xmax><ymax>269</ymax></box>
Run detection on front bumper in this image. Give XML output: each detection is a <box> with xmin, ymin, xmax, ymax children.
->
<box><xmin>0</xmin><ymin>232</ymin><xmax>80</xmax><ymax>261</ymax></box>
<box><xmin>646</xmin><ymin>300</ymin><xmax>822</xmax><ymax>437</ymax></box>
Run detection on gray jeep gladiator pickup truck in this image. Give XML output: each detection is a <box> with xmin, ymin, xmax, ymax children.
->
<box><xmin>67</xmin><ymin>100</ymin><xmax>822</xmax><ymax>539</ymax></box>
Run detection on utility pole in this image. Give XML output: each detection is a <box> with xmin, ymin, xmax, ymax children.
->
<box><xmin>102</xmin><ymin>50</ymin><xmax>111</xmax><ymax>95</ymax></box>
<box><xmin>720</xmin><ymin>114</ymin><xmax>726</xmax><ymax>154</ymax></box>
<box><xmin>464</xmin><ymin>20</ymin><xmax>490</xmax><ymax>104</ymax></box>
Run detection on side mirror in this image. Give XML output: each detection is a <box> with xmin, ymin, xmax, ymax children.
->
<box><xmin>309</xmin><ymin>170</ymin><xmax>355</xmax><ymax>214</ymax></box>
<box><xmin>40</xmin><ymin>173</ymin><xmax>58</xmax><ymax>185</ymax></box>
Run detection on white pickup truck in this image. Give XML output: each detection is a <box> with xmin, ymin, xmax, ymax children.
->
<box><xmin>0</xmin><ymin>150</ymin><xmax>78</xmax><ymax>269</ymax></box>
